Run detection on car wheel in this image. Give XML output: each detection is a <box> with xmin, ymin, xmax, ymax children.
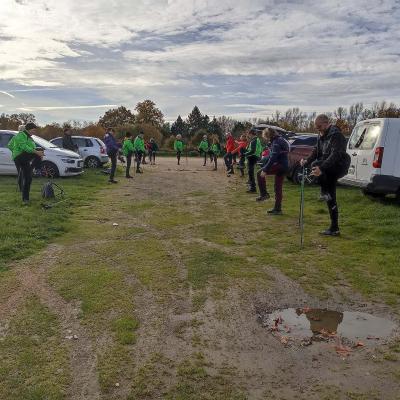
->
<box><xmin>40</xmin><ymin>161</ymin><xmax>59</xmax><ymax>178</ymax></box>
<box><xmin>85</xmin><ymin>156</ymin><xmax>101</xmax><ymax>169</ymax></box>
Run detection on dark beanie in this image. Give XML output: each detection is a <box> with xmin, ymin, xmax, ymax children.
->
<box><xmin>25</xmin><ymin>122</ymin><xmax>38</xmax><ymax>130</ymax></box>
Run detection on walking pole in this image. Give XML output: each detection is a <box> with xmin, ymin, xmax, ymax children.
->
<box><xmin>299</xmin><ymin>165</ymin><xmax>305</xmax><ymax>248</ymax></box>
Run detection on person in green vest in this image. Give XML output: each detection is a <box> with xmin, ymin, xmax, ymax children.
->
<box><xmin>134</xmin><ymin>131</ymin><xmax>145</xmax><ymax>173</ymax></box>
<box><xmin>7</xmin><ymin>122</ymin><xmax>44</xmax><ymax>204</ymax></box>
<box><xmin>174</xmin><ymin>134</ymin><xmax>184</xmax><ymax>165</ymax></box>
<box><xmin>198</xmin><ymin>135</ymin><xmax>210</xmax><ymax>166</ymax></box>
<box><xmin>122</xmin><ymin>132</ymin><xmax>135</xmax><ymax>178</ymax></box>
<box><xmin>244</xmin><ymin>129</ymin><xmax>262</xmax><ymax>193</ymax></box>
<box><xmin>210</xmin><ymin>137</ymin><xmax>221</xmax><ymax>171</ymax></box>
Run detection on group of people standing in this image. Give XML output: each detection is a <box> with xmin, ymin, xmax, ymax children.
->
<box><xmin>104</xmin><ymin>128</ymin><xmax>159</xmax><ymax>183</ymax></box>
<box><xmin>9</xmin><ymin>114</ymin><xmax>349</xmax><ymax>236</ymax></box>
<box><xmin>189</xmin><ymin>113</ymin><xmax>349</xmax><ymax>236</ymax></box>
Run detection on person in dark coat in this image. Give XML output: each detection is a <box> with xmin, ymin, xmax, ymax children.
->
<box><xmin>301</xmin><ymin>114</ymin><xmax>350</xmax><ymax>236</ymax></box>
<box><xmin>62</xmin><ymin>127</ymin><xmax>78</xmax><ymax>152</ymax></box>
<box><xmin>104</xmin><ymin>127</ymin><xmax>120</xmax><ymax>183</ymax></box>
<box><xmin>256</xmin><ymin>128</ymin><xmax>289</xmax><ymax>215</ymax></box>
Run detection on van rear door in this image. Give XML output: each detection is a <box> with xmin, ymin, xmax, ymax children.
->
<box><xmin>354</xmin><ymin>123</ymin><xmax>382</xmax><ymax>183</ymax></box>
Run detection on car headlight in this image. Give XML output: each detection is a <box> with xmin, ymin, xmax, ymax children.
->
<box><xmin>61</xmin><ymin>158</ymin><xmax>76</xmax><ymax>164</ymax></box>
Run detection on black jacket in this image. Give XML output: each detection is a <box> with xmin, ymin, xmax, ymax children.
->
<box><xmin>62</xmin><ymin>134</ymin><xmax>77</xmax><ymax>151</ymax></box>
<box><xmin>306</xmin><ymin>125</ymin><xmax>347</xmax><ymax>172</ymax></box>
<box><xmin>262</xmin><ymin>135</ymin><xmax>289</xmax><ymax>172</ymax></box>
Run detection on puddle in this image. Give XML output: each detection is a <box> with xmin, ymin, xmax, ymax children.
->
<box><xmin>261</xmin><ymin>308</ymin><xmax>397</xmax><ymax>344</ymax></box>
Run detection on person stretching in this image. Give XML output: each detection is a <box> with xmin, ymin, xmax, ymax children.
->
<box><xmin>174</xmin><ymin>134</ymin><xmax>184</xmax><ymax>165</ymax></box>
<box><xmin>198</xmin><ymin>135</ymin><xmax>210</xmax><ymax>166</ymax></box>
<box><xmin>223</xmin><ymin>132</ymin><xmax>235</xmax><ymax>176</ymax></box>
<box><xmin>122</xmin><ymin>132</ymin><xmax>135</xmax><ymax>178</ymax></box>
<box><xmin>256</xmin><ymin>128</ymin><xmax>289</xmax><ymax>215</ymax></box>
<box><xmin>134</xmin><ymin>131</ymin><xmax>145</xmax><ymax>174</ymax></box>
<box><xmin>244</xmin><ymin>129</ymin><xmax>262</xmax><ymax>193</ymax></box>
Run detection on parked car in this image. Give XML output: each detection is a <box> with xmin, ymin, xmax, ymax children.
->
<box><xmin>50</xmin><ymin>136</ymin><xmax>109</xmax><ymax>168</ymax></box>
<box><xmin>287</xmin><ymin>134</ymin><xmax>318</xmax><ymax>183</ymax></box>
<box><xmin>340</xmin><ymin>118</ymin><xmax>400</xmax><ymax>198</ymax></box>
<box><xmin>0</xmin><ymin>130</ymin><xmax>83</xmax><ymax>177</ymax></box>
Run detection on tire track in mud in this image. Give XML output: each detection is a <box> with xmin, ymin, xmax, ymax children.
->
<box><xmin>0</xmin><ymin>244</ymin><xmax>101</xmax><ymax>400</ymax></box>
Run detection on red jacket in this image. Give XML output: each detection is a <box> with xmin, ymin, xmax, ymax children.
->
<box><xmin>225</xmin><ymin>135</ymin><xmax>235</xmax><ymax>153</ymax></box>
<box><xmin>232</xmin><ymin>140</ymin><xmax>247</xmax><ymax>155</ymax></box>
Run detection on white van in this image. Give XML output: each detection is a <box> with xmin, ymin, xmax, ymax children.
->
<box><xmin>0</xmin><ymin>130</ymin><xmax>83</xmax><ymax>177</ymax></box>
<box><xmin>340</xmin><ymin>118</ymin><xmax>400</xmax><ymax>197</ymax></box>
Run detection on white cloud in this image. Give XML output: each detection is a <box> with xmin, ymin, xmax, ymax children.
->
<box><xmin>0</xmin><ymin>0</ymin><xmax>399</xmax><ymax>123</ymax></box>
<box><xmin>17</xmin><ymin>104</ymin><xmax>118</xmax><ymax>111</ymax></box>
<box><xmin>0</xmin><ymin>91</ymin><xmax>15</xmax><ymax>98</ymax></box>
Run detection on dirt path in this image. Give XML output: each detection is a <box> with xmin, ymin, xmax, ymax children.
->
<box><xmin>1</xmin><ymin>157</ymin><xmax>399</xmax><ymax>400</ymax></box>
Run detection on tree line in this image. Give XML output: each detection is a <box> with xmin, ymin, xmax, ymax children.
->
<box><xmin>1</xmin><ymin>100</ymin><xmax>400</xmax><ymax>150</ymax></box>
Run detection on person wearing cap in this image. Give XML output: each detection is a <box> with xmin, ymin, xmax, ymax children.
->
<box><xmin>148</xmin><ymin>138</ymin><xmax>159</xmax><ymax>165</ymax></box>
<box><xmin>122</xmin><ymin>132</ymin><xmax>135</xmax><ymax>178</ymax></box>
<box><xmin>174</xmin><ymin>134</ymin><xmax>184</xmax><ymax>165</ymax></box>
<box><xmin>104</xmin><ymin>127</ymin><xmax>120</xmax><ymax>183</ymax></box>
<box><xmin>198</xmin><ymin>135</ymin><xmax>210</xmax><ymax>166</ymax></box>
<box><xmin>244</xmin><ymin>129</ymin><xmax>262</xmax><ymax>193</ymax></box>
<box><xmin>7</xmin><ymin>122</ymin><xmax>44</xmax><ymax>204</ymax></box>
<box><xmin>223</xmin><ymin>132</ymin><xmax>235</xmax><ymax>176</ymax></box>
<box><xmin>134</xmin><ymin>131</ymin><xmax>145</xmax><ymax>173</ymax></box>
<box><xmin>256</xmin><ymin>128</ymin><xmax>289</xmax><ymax>215</ymax></box>
<box><xmin>62</xmin><ymin>126</ymin><xmax>78</xmax><ymax>152</ymax></box>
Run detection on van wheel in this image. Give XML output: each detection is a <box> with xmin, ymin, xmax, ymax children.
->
<box><xmin>40</xmin><ymin>161</ymin><xmax>59</xmax><ymax>178</ymax></box>
<box><xmin>85</xmin><ymin>156</ymin><xmax>101</xmax><ymax>169</ymax></box>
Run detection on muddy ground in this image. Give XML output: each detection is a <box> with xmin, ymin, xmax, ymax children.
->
<box><xmin>1</xmin><ymin>157</ymin><xmax>399</xmax><ymax>400</ymax></box>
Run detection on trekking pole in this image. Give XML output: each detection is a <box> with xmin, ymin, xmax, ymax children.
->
<box><xmin>299</xmin><ymin>165</ymin><xmax>305</xmax><ymax>248</ymax></box>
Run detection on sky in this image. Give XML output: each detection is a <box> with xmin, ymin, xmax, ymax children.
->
<box><xmin>0</xmin><ymin>0</ymin><xmax>399</xmax><ymax>124</ymax></box>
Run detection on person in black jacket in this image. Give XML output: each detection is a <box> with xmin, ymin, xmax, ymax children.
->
<box><xmin>301</xmin><ymin>114</ymin><xmax>350</xmax><ymax>236</ymax></box>
<box><xmin>62</xmin><ymin>127</ymin><xmax>78</xmax><ymax>152</ymax></box>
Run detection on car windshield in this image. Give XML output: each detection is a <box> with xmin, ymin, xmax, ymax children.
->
<box><xmin>32</xmin><ymin>135</ymin><xmax>59</xmax><ymax>149</ymax></box>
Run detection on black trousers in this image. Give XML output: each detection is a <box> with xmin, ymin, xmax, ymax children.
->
<box><xmin>126</xmin><ymin>151</ymin><xmax>133</xmax><ymax>177</ymax></box>
<box><xmin>224</xmin><ymin>152</ymin><xmax>234</xmax><ymax>173</ymax></box>
<box><xmin>14</xmin><ymin>152</ymin><xmax>40</xmax><ymax>201</ymax></box>
<box><xmin>247</xmin><ymin>155</ymin><xmax>259</xmax><ymax>190</ymax></box>
<box><xmin>177</xmin><ymin>151</ymin><xmax>182</xmax><ymax>165</ymax></box>
<box><xmin>213</xmin><ymin>155</ymin><xmax>218</xmax><ymax>170</ymax></box>
<box><xmin>149</xmin><ymin>150</ymin><xmax>156</xmax><ymax>164</ymax></box>
<box><xmin>319</xmin><ymin>172</ymin><xmax>340</xmax><ymax>230</ymax></box>
<box><xmin>107</xmin><ymin>151</ymin><xmax>117</xmax><ymax>181</ymax></box>
<box><xmin>200</xmin><ymin>150</ymin><xmax>207</xmax><ymax>166</ymax></box>
<box><xmin>136</xmin><ymin>151</ymin><xmax>143</xmax><ymax>171</ymax></box>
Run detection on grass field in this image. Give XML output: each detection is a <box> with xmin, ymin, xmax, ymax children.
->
<box><xmin>0</xmin><ymin>159</ymin><xmax>399</xmax><ymax>400</ymax></box>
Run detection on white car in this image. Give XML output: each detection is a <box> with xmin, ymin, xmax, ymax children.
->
<box><xmin>50</xmin><ymin>136</ymin><xmax>109</xmax><ymax>168</ymax></box>
<box><xmin>0</xmin><ymin>130</ymin><xmax>83</xmax><ymax>177</ymax></box>
<box><xmin>340</xmin><ymin>118</ymin><xmax>400</xmax><ymax>197</ymax></box>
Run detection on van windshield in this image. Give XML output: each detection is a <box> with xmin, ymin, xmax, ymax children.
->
<box><xmin>348</xmin><ymin>124</ymin><xmax>381</xmax><ymax>150</ymax></box>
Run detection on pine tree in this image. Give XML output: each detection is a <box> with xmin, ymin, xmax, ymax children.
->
<box><xmin>186</xmin><ymin>106</ymin><xmax>204</xmax><ymax>136</ymax></box>
<box><xmin>171</xmin><ymin>115</ymin><xmax>188</xmax><ymax>136</ymax></box>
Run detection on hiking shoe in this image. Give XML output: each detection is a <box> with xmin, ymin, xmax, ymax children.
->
<box><xmin>320</xmin><ymin>229</ymin><xmax>340</xmax><ymax>236</ymax></box>
<box><xmin>22</xmin><ymin>199</ymin><xmax>30</xmax><ymax>206</ymax></box>
<box><xmin>126</xmin><ymin>175</ymin><xmax>133</xmax><ymax>179</ymax></box>
<box><xmin>256</xmin><ymin>194</ymin><xmax>270</xmax><ymax>202</ymax></box>
<box><xmin>136</xmin><ymin>170</ymin><xmax>143</xmax><ymax>174</ymax></box>
<box><xmin>319</xmin><ymin>193</ymin><xmax>332</xmax><ymax>202</ymax></box>
<box><xmin>109</xmin><ymin>179</ymin><xmax>118</xmax><ymax>184</ymax></box>
<box><xmin>267</xmin><ymin>208</ymin><xmax>282</xmax><ymax>215</ymax></box>
<box><xmin>246</xmin><ymin>188</ymin><xmax>257</xmax><ymax>193</ymax></box>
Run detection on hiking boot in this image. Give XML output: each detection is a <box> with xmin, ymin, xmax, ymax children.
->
<box><xmin>267</xmin><ymin>208</ymin><xmax>282</xmax><ymax>215</ymax></box>
<box><xmin>136</xmin><ymin>169</ymin><xmax>143</xmax><ymax>174</ymax></box>
<box><xmin>126</xmin><ymin>175</ymin><xmax>133</xmax><ymax>179</ymax></box>
<box><xmin>22</xmin><ymin>199</ymin><xmax>30</xmax><ymax>206</ymax></box>
<box><xmin>109</xmin><ymin>179</ymin><xmax>118</xmax><ymax>184</ymax></box>
<box><xmin>320</xmin><ymin>228</ymin><xmax>340</xmax><ymax>236</ymax></box>
<box><xmin>256</xmin><ymin>194</ymin><xmax>270</xmax><ymax>202</ymax></box>
<box><xmin>319</xmin><ymin>193</ymin><xmax>332</xmax><ymax>202</ymax></box>
<box><xmin>246</xmin><ymin>188</ymin><xmax>257</xmax><ymax>193</ymax></box>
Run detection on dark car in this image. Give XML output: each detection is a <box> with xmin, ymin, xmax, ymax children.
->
<box><xmin>252</xmin><ymin>124</ymin><xmax>295</xmax><ymax>140</ymax></box>
<box><xmin>287</xmin><ymin>134</ymin><xmax>318</xmax><ymax>184</ymax></box>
